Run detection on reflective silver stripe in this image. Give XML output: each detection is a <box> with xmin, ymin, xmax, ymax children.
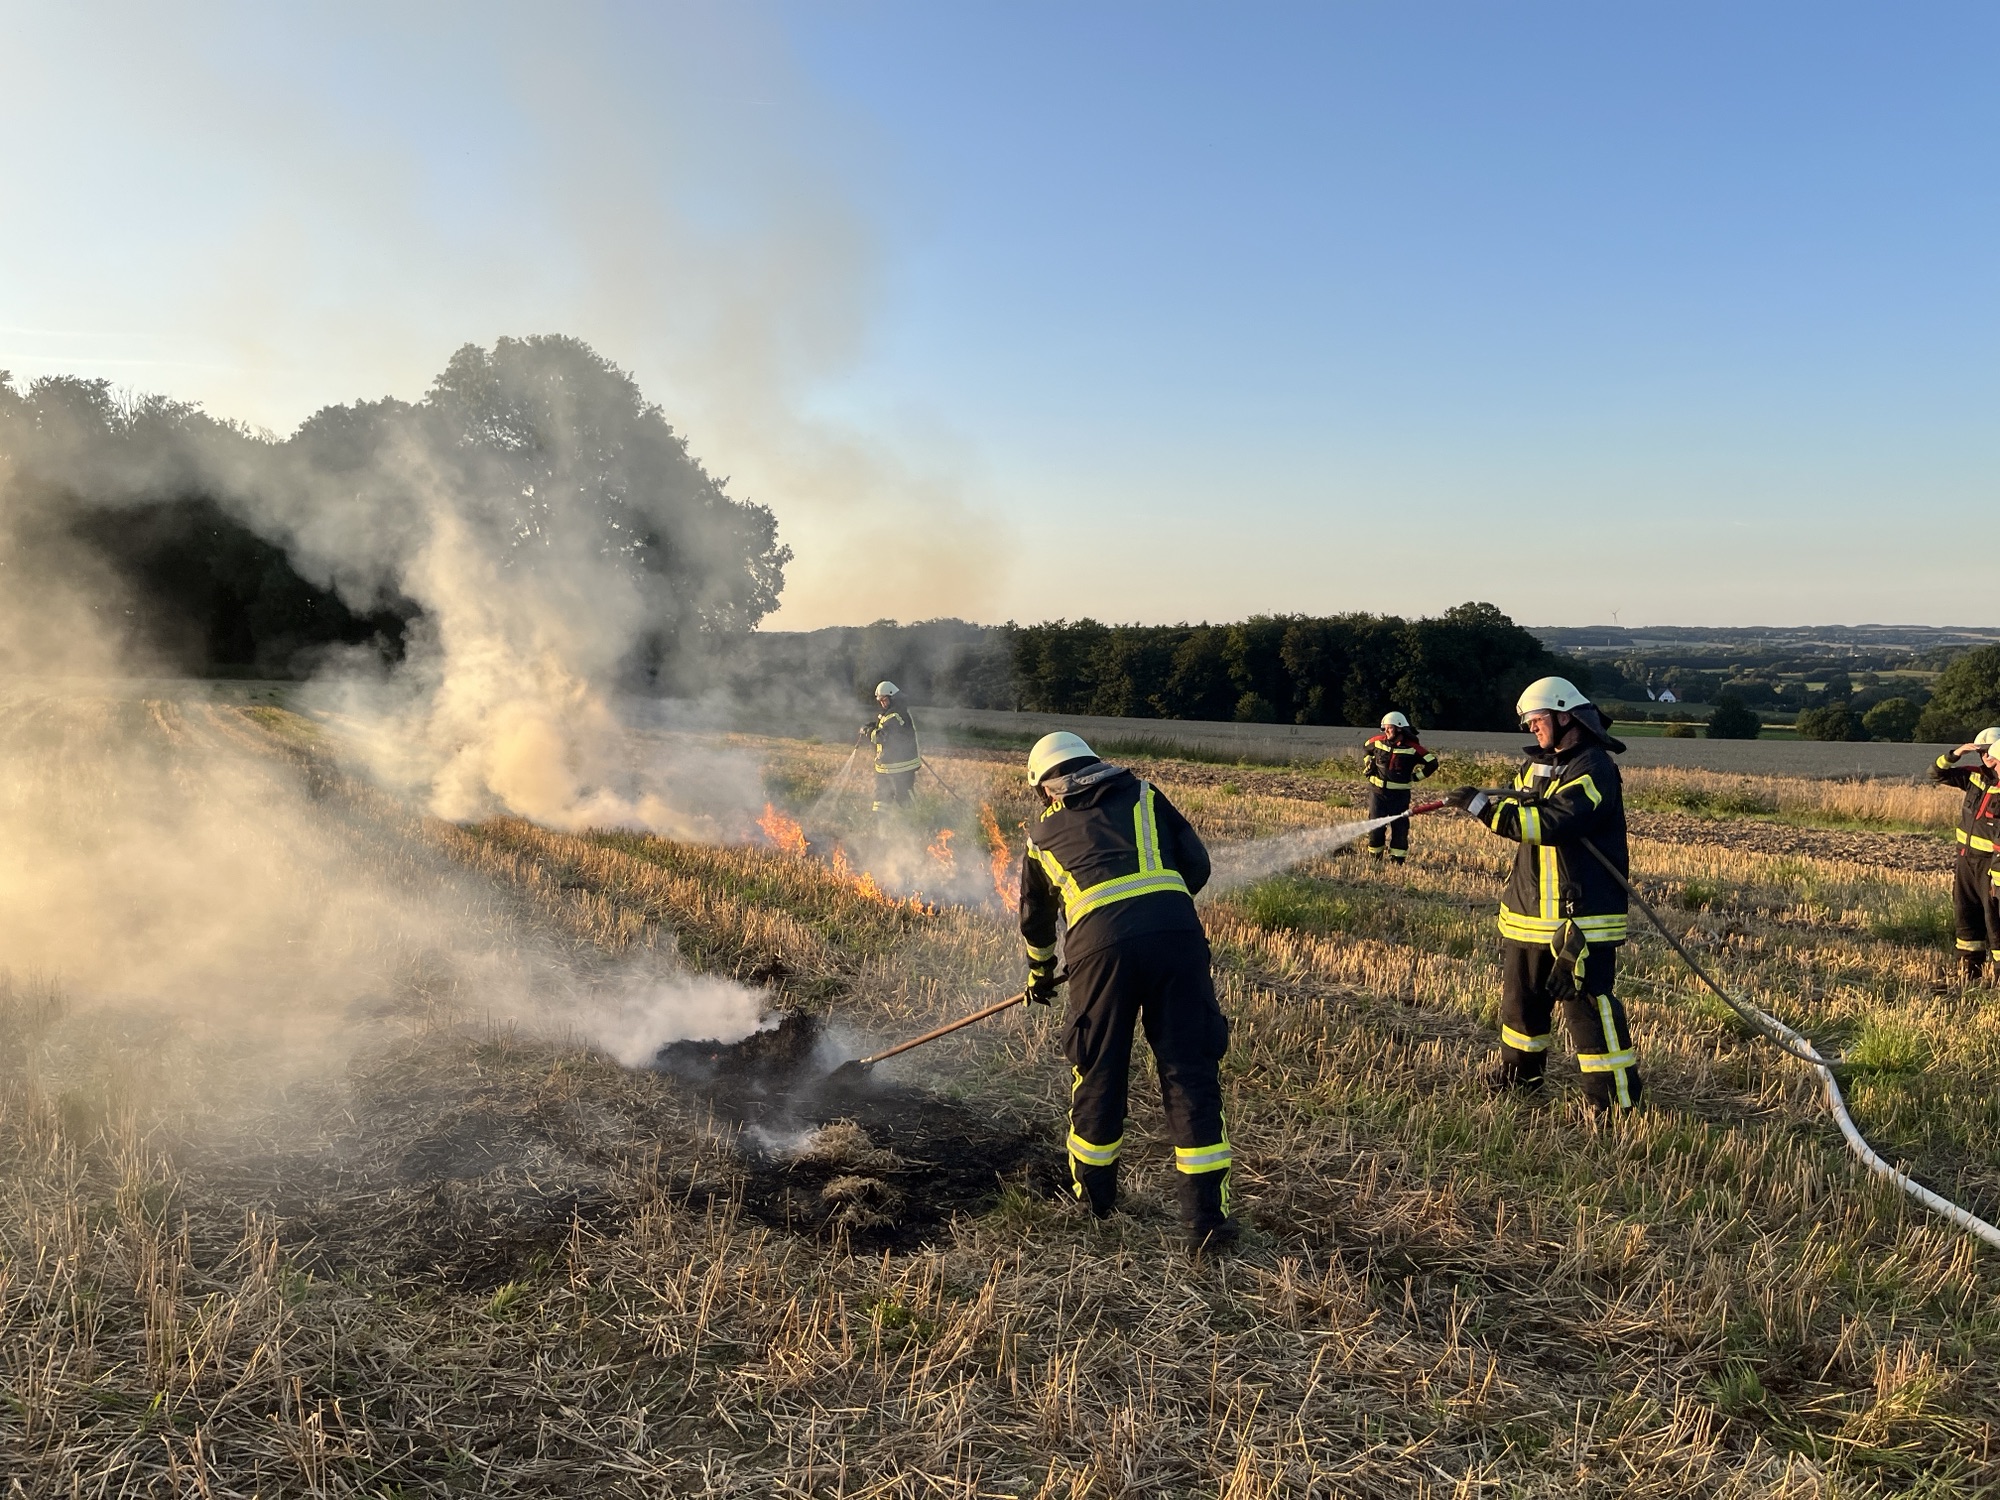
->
<box><xmin>1068</xmin><ymin>1133</ymin><xmax>1122</xmax><ymax>1165</ymax></box>
<box><xmin>1518</xmin><ymin>805</ymin><xmax>1542</xmax><ymax>844</ymax></box>
<box><xmin>1501</xmin><ymin>1026</ymin><xmax>1552</xmax><ymax>1053</ymax></box>
<box><xmin>1174</xmin><ymin>1142</ymin><xmax>1232</xmax><ymax>1173</ymax></box>
<box><xmin>1026</xmin><ymin>941</ymin><xmax>1057</xmax><ymax>961</ymax></box>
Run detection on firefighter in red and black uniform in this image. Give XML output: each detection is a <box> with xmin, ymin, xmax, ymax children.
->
<box><xmin>859</xmin><ymin>681</ymin><xmax>921</xmax><ymax>813</ymax></box>
<box><xmin>1933</xmin><ymin>728</ymin><xmax>2000</xmax><ymax>981</ymax></box>
<box><xmin>1017</xmin><ymin>731</ymin><xmax>1237</xmax><ymax>1253</ymax></box>
<box><xmin>1445</xmin><ymin>677</ymin><xmax>1643</xmax><ymax>1113</ymax></box>
<box><xmin>1362</xmin><ymin>712</ymin><xmax>1440</xmax><ymax>865</ymax></box>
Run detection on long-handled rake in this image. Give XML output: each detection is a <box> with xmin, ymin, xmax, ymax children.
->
<box><xmin>826</xmin><ymin>982</ymin><xmax>1055</xmax><ymax>1082</ymax></box>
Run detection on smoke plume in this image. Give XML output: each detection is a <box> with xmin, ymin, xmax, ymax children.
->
<box><xmin>0</xmin><ymin>377</ymin><xmax>770</xmax><ymax>1076</ymax></box>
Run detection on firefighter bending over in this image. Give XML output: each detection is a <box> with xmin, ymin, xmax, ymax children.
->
<box><xmin>1445</xmin><ymin>678</ymin><xmax>1642</xmax><ymax>1113</ymax></box>
<box><xmin>859</xmin><ymin>681</ymin><xmax>920</xmax><ymax>813</ymax></box>
<box><xmin>1018</xmin><ymin>732</ymin><xmax>1238</xmax><ymax>1253</ymax></box>
<box><xmin>1362</xmin><ymin>711</ymin><xmax>1440</xmax><ymax>865</ymax></box>
<box><xmin>1933</xmin><ymin>729</ymin><xmax>2000</xmax><ymax>982</ymax></box>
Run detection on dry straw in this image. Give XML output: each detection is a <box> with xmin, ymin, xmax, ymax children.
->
<box><xmin>0</xmin><ymin>710</ymin><xmax>1992</xmax><ymax>1496</ymax></box>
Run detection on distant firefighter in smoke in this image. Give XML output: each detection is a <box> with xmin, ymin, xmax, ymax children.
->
<box><xmin>859</xmin><ymin>681</ymin><xmax>921</xmax><ymax>814</ymax></box>
<box><xmin>1361</xmin><ymin>711</ymin><xmax>1439</xmax><ymax>866</ymax></box>
<box><xmin>1018</xmin><ymin>732</ymin><xmax>1238</xmax><ymax>1254</ymax></box>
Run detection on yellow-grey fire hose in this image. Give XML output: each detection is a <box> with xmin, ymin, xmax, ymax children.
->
<box><xmin>1455</xmin><ymin>795</ymin><xmax>2000</xmax><ymax>1250</ymax></box>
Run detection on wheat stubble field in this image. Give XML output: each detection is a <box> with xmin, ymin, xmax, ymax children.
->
<box><xmin>2</xmin><ymin>699</ymin><xmax>1996</xmax><ymax>1498</ymax></box>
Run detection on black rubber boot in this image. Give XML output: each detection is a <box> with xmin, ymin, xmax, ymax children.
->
<box><xmin>1072</xmin><ymin>1162</ymin><xmax>1118</xmax><ymax>1220</ymax></box>
<box><xmin>1581</xmin><ymin>1073</ymin><xmax>1645</xmax><ymax>1115</ymax></box>
<box><xmin>1177</xmin><ymin>1171</ymin><xmax>1237</xmax><ymax>1254</ymax></box>
<box><xmin>1482</xmin><ymin>1054</ymin><xmax>1546</xmax><ymax>1097</ymax></box>
<box><xmin>1962</xmin><ymin>953</ymin><xmax>1987</xmax><ymax>986</ymax></box>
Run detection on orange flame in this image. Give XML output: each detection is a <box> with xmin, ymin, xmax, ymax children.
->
<box><xmin>979</xmin><ymin>803</ymin><xmax>1020</xmax><ymax>913</ymax></box>
<box><xmin>757</xmin><ymin>802</ymin><xmax>809</xmax><ymax>857</ymax></box>
<box><xmin>927</xmin><ymin>827</ymin><xmax>956</xmax><ymax>869</ymax></box>
<box><xmin>758</xmin><ymin>801</ymin><xmax>929</xmax><ymax>913</ymax></box>
<box><xmin>829</xmin><ymin>844</ymin><xmax>897</xmax><ymax>905</ymax></box>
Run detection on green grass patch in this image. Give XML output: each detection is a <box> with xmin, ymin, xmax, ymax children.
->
<box><xmin>1845</xmin><ymin>1019</ymin><xmax>1931</xmax><ymax>1075</ymax></box>
<box><xmin>1240</xmin><ymin>874</ymin><xmax>1366</xmax><ymax>935</ymax></box>
<box><xmin>1630</xmin><ymin>783</ymin><xmax>1779</xmax><ymax>818</ymax></box>
<box><xmin>1868</xmin><ymin>899</ymin><xmax>1953</xmax><ymax>947</ymax></box>
<box><xmin>1677</xmin><ymin>877</ymin><xmax>1726</xmax><ymax>911</ymax></box>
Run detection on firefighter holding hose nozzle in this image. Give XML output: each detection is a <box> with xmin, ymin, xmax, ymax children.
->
<box><xmin>1443</xmin><ymin>677</ymin><xmax>1643</xmax><ymax>1113</ymax></box>
<box><xmin>1932</xmin><ymin>728</ymin><xmax>2000</xmax><ymax>983</ymax></box>
<box><xmin>1362</xmin><ymin>711</ymin><xmax>1440</xmax><ymax>865</ymax></box>
<box><xmin>1018</xmin><ymin>732</ymin><xmax>1239</xmax><ymax>1253</ymax></box>
<box><xmin>859</xmin><ymin>681</ymin><xmax>920</xmax><ymax>814</ymax></box>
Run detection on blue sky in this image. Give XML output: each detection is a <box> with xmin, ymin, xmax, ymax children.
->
<box><xmin>0</xmin><ymin>3</ymin><xmax>1992</xmax><ymax>627</ymax></box>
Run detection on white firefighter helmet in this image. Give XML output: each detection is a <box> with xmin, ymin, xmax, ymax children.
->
<box><xmin>1028</xmin><ymin>731</ymin><xmax>1097</xmax><ymax>785</ymax></box>
<box><xmin>1976</xmin><ymin>727</ymin><xmax>2000</xmax><ymax>749</ymax></box>
<box><xmin>1516</xmin><ymin>676</ymin><xmax>1592</xmax><ymax>726</ymax></box>
<box><xmin>1380</xmin><ymin>711</ymin><xmax>1410</xmax><ymax>731</ymax></box>
<box><xmin>874</xmin><ymin>680</ymin><xmax>900</xmax><ymax>698</ymax></box>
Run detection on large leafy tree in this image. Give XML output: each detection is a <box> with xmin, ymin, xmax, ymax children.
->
<box><xmin>1</xmin><ymin>337</ymin><xmax>792</xmax><ymax>679</ymax></box>
<box><xmin>417</xmin><ymin>336</ymin><xmax>788</xmax><ymax>638</ymax></box>
<box><xmin>1916</xmin><ymin>647</ymin><xmax>2000</xmax><ymax>744</ymax></box>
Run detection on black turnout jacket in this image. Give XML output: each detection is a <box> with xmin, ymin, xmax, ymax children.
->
<box><xmin>1933</xmin><ymin>752</ymin><xmax>2000</xmax><ymax>856</ymax></box>
<box><xmin>1019</xmin><ymin>763</ymin><xmax>1210</xmax><ymax>967</ymax></box>
<box><xmin>1362</xmin><ymin>731</ymin><xmax>1439</xmax><ymax>793</ymax></box>
<box><xmin>865</xmin><ymin>705</ymin><xmax>920</xmax><ymax>773</ymax></box>
<box><xmin>1475</xmin><ymin>722</ymin><xmax>1630</xmax><ymax>950</ymax></box>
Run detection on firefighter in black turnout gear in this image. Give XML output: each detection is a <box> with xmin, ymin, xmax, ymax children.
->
<box><xmin>1017</xmin><ymin>732</ymin><xmax>1238</xmax><ymax>1252</ymax></box>
<box><xmin>859</xmin><ymin>681</ymin><xmax>920</xmax><ymax>813</ymax></box>
<box><xmin>1362</xmin><ymin>712</ymin><xmax>1440</xmax><ymax>864</ymax></box>
<box><xmin>1446</xmin><ymin>677</ymin><xmax>1643</xmax><ymax>1112</ymax></box>
<box><xmin>1933</xmin><ymin>728</ymin><xmax>2000</xmax><ymax>981</ymax></box>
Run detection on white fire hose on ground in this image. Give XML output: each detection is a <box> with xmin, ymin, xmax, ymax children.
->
<box><xmin>1550</xmin><ymin>821</ymin><xmax>2000</xmax><ymax>1251</ymax></box>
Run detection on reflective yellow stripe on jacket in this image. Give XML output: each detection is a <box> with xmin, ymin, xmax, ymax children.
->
<box><xmin>1029</xmin><ymin>781</ymin><xmax>1191</xmax><ymax>927</ymax></box>
<box><xmin>1498</xmin><ymin>908</ymin><xmax>1628</xmax><ymax>944</ymax></box>
<box><xmin>1958</xmin><ymin>828</ymin><xmax>1997</xmax><ymax>854</ymax></box>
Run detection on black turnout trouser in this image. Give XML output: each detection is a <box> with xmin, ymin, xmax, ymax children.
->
<box><xmin>1499</xmin><ymin>941</ymin><xmax>1642</xmax><ymax>1109</ymax></box>
<box><xmin>872</xmin><ymin>768</ymin><xmax>917</xmax><ymax>811</ymax></box>
<box><xmin>1366</xmin><ymin>788</ymin><xmax>1411</xmax><ymax>859</ymax></box>
<box><xmin>1061</xmin><ymin>931</ymin><xmax>1232</xmax><ymax>1228</ymax></box>
<box><xmin>1951</xmin><ymin>850</ymin><xmax>1997</xmax><ymax>966</ymax></box>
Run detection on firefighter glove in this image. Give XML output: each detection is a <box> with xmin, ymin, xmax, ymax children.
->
<box><xmin>1444</xmin><ymin>785</ymin><xmax>1487</xmax><ymax>814</ymax></box>
<box><xmin>1026</xmin><ymin>960</ymin><xmax>1061</xmax><ymax>1006</ymax></box>
<box><xmin>1546</xmin><ymin>920</ymin><xmax>1588</xmax><ymax>1000</ymax></box>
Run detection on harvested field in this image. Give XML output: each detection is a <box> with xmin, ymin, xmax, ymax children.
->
<box><xmin>1629</xmin><ymin>809</ymin><xmax>1955</xmax><ymax>874</ymax></box>
<box><xmin>3</xmin><ymin>697</ymin><xmax>1998</xmax><ymax>1496</ymax></box>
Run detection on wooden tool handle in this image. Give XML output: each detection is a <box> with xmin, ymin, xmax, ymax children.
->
<box><xmin>853</xmin><ymin>991</ymin><xmax>1029</xmax><ymax>1068</ymax></box>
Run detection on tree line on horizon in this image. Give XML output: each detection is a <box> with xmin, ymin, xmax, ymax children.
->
<box><xmin>1006</xmin><ymin>605</ymin><xmax>1559</xmax><ymax>732</ymax></box>
<box><xmin>12</xmin><ymin>344</ymin><xmax>2000</xmax><ymax>746</ymax></box>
